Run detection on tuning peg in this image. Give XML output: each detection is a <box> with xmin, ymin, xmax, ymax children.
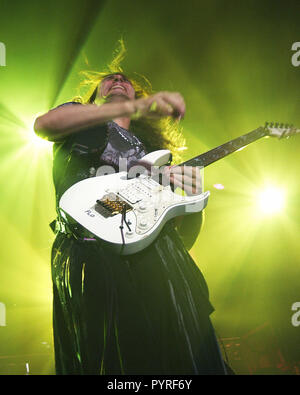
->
<box><xmin>269</xmin><ymin>122</ymin><xmax>274</xmax><ymax>127</ymax></box>
<box><xmin>279</xmin><ymin>123</ymin><xmax>284</xmax><ymax>128</ymax></box>
<box><xmin>265</xmin><ymin>121</ymin><xmax>269</xmax><ymax>127</ymax></box>
<box><xmin>274</xmin><ymin>122</ymin><xmax>279</xmax><ymax>128</ymax></box>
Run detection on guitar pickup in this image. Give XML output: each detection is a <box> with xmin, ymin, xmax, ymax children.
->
<box><xmin>117</xmin><ymin>191</ymin><xmax>142</xmax><ymax>205</ymax></box>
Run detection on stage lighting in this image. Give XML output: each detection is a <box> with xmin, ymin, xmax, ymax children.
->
<box><xmin>258</xmin><ymin>186</ymin><xmax>285</xmax><ymax>214</ymax></box>
<box><xmin>29</xmin><ymin>128</ymin><xmax>52</xmax><ymax>149</ymax></box>
<box><xmin>16</xmin><ymin>116</ymin><xmax>53</xmax><ymax>152</ymax></box>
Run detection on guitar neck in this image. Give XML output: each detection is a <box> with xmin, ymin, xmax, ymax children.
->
<box><xmin>180</xmin><ymin>127</ymin><xmax>268</xmax><ymax>168</ymax></box>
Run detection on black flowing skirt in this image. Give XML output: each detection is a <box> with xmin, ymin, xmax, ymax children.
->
<box><xmin>51</xmin><ymin>220</ymin><xmax>226</xmax><ymax>375</ymax></box>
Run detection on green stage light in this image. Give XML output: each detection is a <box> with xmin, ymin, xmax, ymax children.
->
<box><xmin>27</xmin><ymin>117</ymin><xmax>53</xmax><ymax>150</ymax></box>
<box><xmin>258</xmin><ymin>186</ymin><xmax>285</xmax><ymax>214</ymax></box>
<box><xmin>13</xmin><ymin>115</ymin><xmax>53</xmax><ymax>154</ymax></box>
<box><xmin>28</xmin><ymin>127</ymin><xmax>52</xmax><ymax>149</ymax></box>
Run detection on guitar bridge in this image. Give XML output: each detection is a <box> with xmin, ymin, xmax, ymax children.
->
<box><xmin>94</xmin><ymin>193</ymin><xmax>132</xmax><ymax>217</ymax></box>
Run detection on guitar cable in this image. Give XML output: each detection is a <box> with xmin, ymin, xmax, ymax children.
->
<box><xmin>119</xmin><ymin>205</ymin><xmax>132</xmax><ymax>247</ymax></box>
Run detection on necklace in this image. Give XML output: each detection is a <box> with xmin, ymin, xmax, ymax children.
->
<box><xmin>108</xmin><ymin>121</ymin><xmax>145</xmax><ymax>150</ymax></box>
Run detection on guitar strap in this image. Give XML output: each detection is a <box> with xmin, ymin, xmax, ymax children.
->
<box><xmin>50</xmin><ymin>208</ymin><xmax>98</xmax><ymax>243</ymax></box>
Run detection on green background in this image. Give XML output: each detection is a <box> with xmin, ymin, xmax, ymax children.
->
<box><xmin>0</xmin><ymin>0</ymin><xmax>299</xmax><ymax>374</ymax></box>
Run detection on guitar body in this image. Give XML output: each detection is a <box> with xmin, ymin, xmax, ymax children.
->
<box><xmin>59</xmin><ymin>123</ymin><xmax>299</xmax><ymax>255</ymax></box>
<box><xmin>59</xmin><ymin>150</ymin><xmax>209</xmax><ymax>255</ymax></box>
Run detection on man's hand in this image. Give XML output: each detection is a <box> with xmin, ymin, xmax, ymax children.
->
<box><xmin>163</xmin><ymin>165</ymin><xmax>202</xmax><ymax>196</ymax></box>
<box><xmin>129</xmin><ymin>158</ymin><xmax>202</xmax><ymax>196</ymax></box>
<box><xmin>131</xmin><ymin>91</ymin><xmax>186</xmax><ymax>121</ymax></box>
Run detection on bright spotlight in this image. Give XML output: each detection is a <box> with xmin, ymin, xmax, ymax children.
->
<box><xmin>17</xmin><ymin>116</ymin><xmax>53</xmax><ymax>151</ymax></box>
<box><xmin>258</xmin><ymin>186</ymin><xmax>285</xmax><ymax>214</ymax></box>
<box><xmin>29</xmin><ymin>128</ymin><xmax>52</xmax><ymax>149</ymax></box>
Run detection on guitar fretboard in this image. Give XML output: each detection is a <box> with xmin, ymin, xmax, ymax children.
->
<box><xmin>179</xmin><ymin>127</ymin><xmax>267</xmax><ymax>168</ymax></box>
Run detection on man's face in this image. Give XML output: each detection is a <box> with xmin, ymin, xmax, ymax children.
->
<box><xmin>98</xmin><ymin>73</ymin><xmax>136</xmax><ymax>102</ymax></box>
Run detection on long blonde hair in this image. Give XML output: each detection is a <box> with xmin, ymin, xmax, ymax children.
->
<box><xmin>72</xmin><ymin>39</ymin><xmax>186</xmax><ymax>163</ymax></box>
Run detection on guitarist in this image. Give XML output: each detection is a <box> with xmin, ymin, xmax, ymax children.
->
<box><xmin>34</xmin><ymin>72</ymin><xmax>228</xmax><ymax>375</ymax></box>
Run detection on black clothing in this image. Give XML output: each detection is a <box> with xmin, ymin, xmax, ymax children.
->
<box><xmin>50</xmin><ymin>103</ymin><xmax>226</xmax><ymax>374</ymax></box>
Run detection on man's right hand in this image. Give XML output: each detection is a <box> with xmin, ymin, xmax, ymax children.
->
<box><xmin>131</xmin><ymin>91</ymin><xmax>186</xmax><ymax>121</ymax></box>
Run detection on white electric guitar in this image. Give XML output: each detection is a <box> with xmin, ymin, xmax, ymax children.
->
<box><xmin>59</xmin><ymin>122</ymin><xmax>299</xmax><ymax>255</ymax></box>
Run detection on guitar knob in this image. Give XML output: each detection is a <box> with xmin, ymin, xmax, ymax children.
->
<box><xmin>138</xmin><ymin>219</ymin><xmax>148</xmax><ymax>229</ymax></box>
<box><xmin>125</xmin><ymin>230</ymin><xmax>134</xmax><ymax>238</ymax></box>
<box><xmin>138</xmin><ymin>203</ymin><xmax>148</xmax><ymax>212</ymax></box>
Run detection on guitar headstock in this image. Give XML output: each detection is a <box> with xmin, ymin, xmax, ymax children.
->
<box><xmin>264</xmin><ymin>122</ymin><xmax>300</xmax><ymax>139</ymax></box>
